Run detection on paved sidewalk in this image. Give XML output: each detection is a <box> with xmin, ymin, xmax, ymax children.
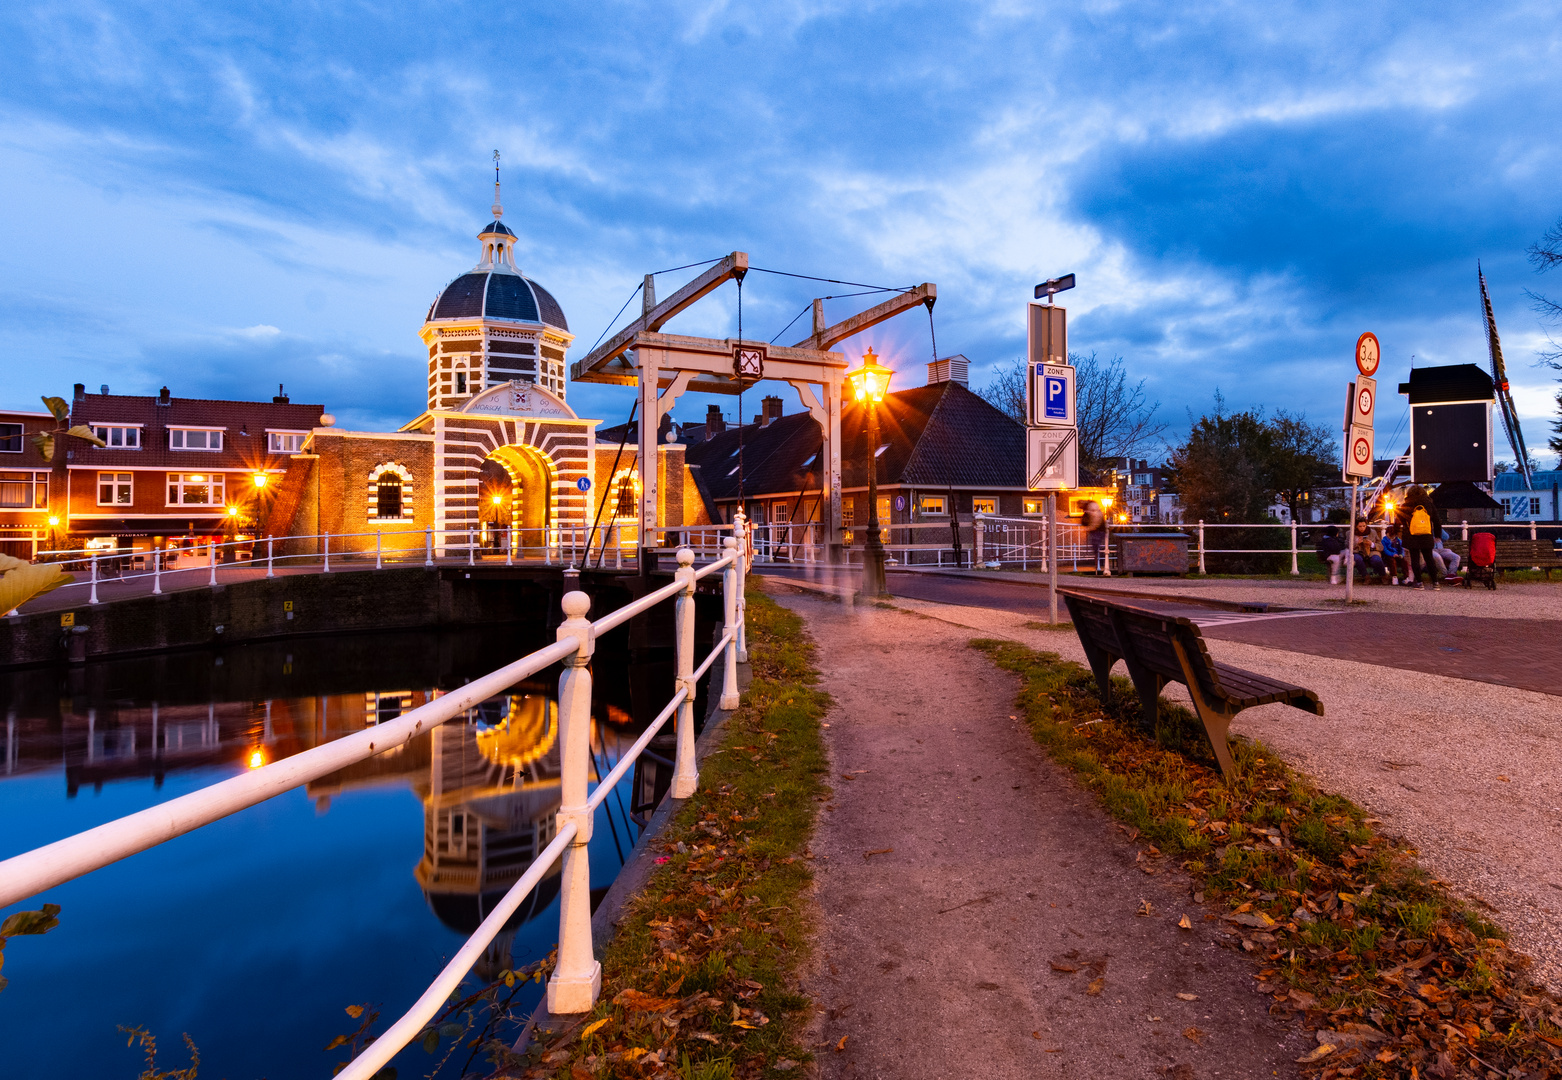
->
<box><xmin>775</xmin><ymin>585</ymin><xmax>1308</xmax><ymax>1079</ymax></box>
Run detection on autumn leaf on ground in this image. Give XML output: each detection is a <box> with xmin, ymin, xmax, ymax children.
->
<box><xmin>863</xmin><ymin>848</ymin><xmax>893</xmax><ymax>860</ymax></box>
<box><xmin>836</xmin><ymin>1035</ymin><xmax>849</xmax><ymax>1051</ymax></box>
<box><xmin>579</xmin><ymin>1017</ymin><xmax>609</xmax><ymax>1040</ymax></box>
<box><xmin>1183</xmin><ymin>1027</ymin><xmax>1204</xmax><ymax>1044</ymax></box>
<box><xmin>613</xmin><ymin>988</ymin><xmax>678</xmax><ymax>1011</ymax></box>
<box><xmin>1086</xmin><ymin>977</ymin><xmax>1105</xmax><ymax>996</ymax></box>
<box><xmin>1137</xmin><ymin>899</ymin><xmax>1154</xmax><ymax>917</ymax></box>
<box><xmin>1049</xmin><ymin>961</ymin><xmax>1078</xmax><ymax>973</ymax></box>
<box><xmin>1176</xmin><ymin>993</ymin><xmax>1198</xmax><ymax>1001</ymax></box>
<box><xmin>1296</xmin><ymin>1043</ymin><xmax>1335</xmax><ymax>1063</ymax></box>
<box><xmin>1177</xmin><ymin>914</ymin><xmax>1192</xmax><ymax>930</ymax></box>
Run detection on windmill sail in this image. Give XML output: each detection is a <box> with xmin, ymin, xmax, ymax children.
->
<box><xmin>1479</xmin><ymin>264</ymin><xmax>1532</xmax><ymax>488</ymax></box>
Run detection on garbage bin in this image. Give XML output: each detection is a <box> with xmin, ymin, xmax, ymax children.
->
<box><xmin>1118</xmin><ymin>532</ymin><xmax>1189</xmax><ymax>575</ymax></box>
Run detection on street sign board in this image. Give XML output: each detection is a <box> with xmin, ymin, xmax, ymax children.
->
<box><xmin>576</xmin><ymin>476</ymin><xmax>592</xmax><ymax>492</ymax></box>
<box><xmin>1353</xmin><ymin>375</ymin><xmax>1376</xmax><ymax>428</ymax></box>
<box><xmin>1034</xmin><ymin>363</ymin><xmax>1076</xmax><ymax>426</ymax></box>
<box><xmin>1345</xmin><ymin>423</ymin><xmax>1375</xmax><ymax>479</ymax></box>
<box><xmin>1027</xmin><ymin>302</ymin><xmax>1066</xmax><ymax>370</ymax></box>
<box><xmin>1027</xmin><ymin>426</ymin><xmax>1079</xmax><ymax>490</ymax></box>
<box><xmin>1355</xmin><ymin>332</ymin><xmax>1380</xmax><ymax>378</ymax></box>
<box><xmin>1343</xmin><ymin>381</ymin><xmax>1355</xmax><ymax>432</ymax></box>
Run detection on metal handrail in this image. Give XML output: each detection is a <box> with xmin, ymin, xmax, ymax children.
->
<box><xmin>2</xmin><ymin>527</ymin><xmax>752</xmax><ymax>1079</ymax></box>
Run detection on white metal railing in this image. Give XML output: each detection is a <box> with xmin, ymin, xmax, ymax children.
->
<box><xmin>0</xmin><ymin>529</ymin><xmax>750</xmax><ymax>1079</ymax></box>
<box><xmin>15</xmin><ymin>523</ymin><xmax>742</xmax><ymax>608</ymax></box>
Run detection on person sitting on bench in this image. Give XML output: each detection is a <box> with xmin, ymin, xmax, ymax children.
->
<box><xmin>1352</xmin><ymin>520</ymin><xmax>1386</xmax><ymax>582</ymax></box>
<box><xmin>1381</xmin><ymin>523</ymin><xmax>1409</xmax><ymax>585</ymax></box>
<box><xmin>1432</xmin><ymin>529</ymin><xmax>1461</xmax><ymax>579</ymax></box>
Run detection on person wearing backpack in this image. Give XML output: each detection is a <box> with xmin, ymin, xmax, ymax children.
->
<box><xmin>1399</xmin><ymin>485</ymin><xmax>1442</xmax><ymax>589</ymax></box>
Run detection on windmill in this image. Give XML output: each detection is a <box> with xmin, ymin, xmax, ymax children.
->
<box><xmin>1479</xmin><ymin>264</ymin><xmax>1533</xmax><ymax>488</ymax></box>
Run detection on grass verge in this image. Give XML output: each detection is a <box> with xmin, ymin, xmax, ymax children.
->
<box><xmin>501</xmin><ymin>586</ymin><xmax>829</xmax><ymax>1080</ymax></box>
<box><xmin>970</xmin><ymin>638</ymin><xmax>1562</xmax><ymax>1079</ymax></box>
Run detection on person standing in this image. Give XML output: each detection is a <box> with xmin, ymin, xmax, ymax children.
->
<box><xmin>1399</xmin><ymin>485</ymin><xmax>1443</xmax><ymax>590</ymax></box>
<box><xmin>1080</xmin><ymin>499</ymin><xmax>1107</xmax><ymax>573</ymax></box>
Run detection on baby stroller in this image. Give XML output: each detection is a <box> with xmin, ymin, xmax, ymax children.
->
<box><xmin>1466</xmin><ymin>532</ymin><xmax>1496</xmax><ymax>590</ymax></box>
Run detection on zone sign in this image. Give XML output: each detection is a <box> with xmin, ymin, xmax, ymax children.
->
<box><xmin>1033</xmin><ymin>363</ymin><xmax>1076</xmax><ymax>426</ymax></box>
<box><xmin>1354</xmin><ymin>376</ymin><xmax>1376</xmax><ymax>427</ymax></box>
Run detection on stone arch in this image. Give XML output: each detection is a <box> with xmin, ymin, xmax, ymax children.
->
<box><xmin>367</xmin><ymin>462</ymin><xmax>415</xmax><ymax>522</ymax></box>
<box><xmin>488</xmin><ymin>442</ymin><xmax>555</xmax><ymax>554</ymax></box>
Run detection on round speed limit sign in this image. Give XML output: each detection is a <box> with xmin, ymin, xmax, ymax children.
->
<box><xmin>1355</xmin><ymin>331</ymin><xmax>1380</xmax><ymax>377</ymax></box>
<box><xmin>1351</xmin><ymin>430</ymin><xmax>1373</xmax><ymax>468</ymax></box>
<box><xmin>1356</xmin><ymin>382</ymin><xmax>1374</xmax><ymax>419</ymax></box>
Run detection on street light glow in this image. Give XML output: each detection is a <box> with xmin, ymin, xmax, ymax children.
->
<box><xmin>253</xmin><ymin>473</ymin><xmax>268</xmax><ymax>488</ymax></box>
<box><xmin>226</xmin><ymin>505</ymin><xmax>239</xmax><ymax>517</ymax></box>
<box><xmin>492</xmin><ymin>494</ymin><xmax>503</xmax><ymax>506</ymax></box>
<box><xmin>48</xmin><ymin>515</ymin><xmax>60</xmax><ymax>526</ymax></box>
<box><xmin>847</xmin><ymin>348</ymin><xmax>893</xmax><ymax>403</ymax></box>
<box><xmin>248</xmin><ymin>750</ymin><xmax>265</xmax><ymax>769</ymax></box>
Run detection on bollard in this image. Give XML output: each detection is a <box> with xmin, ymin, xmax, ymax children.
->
<box><xmin>1197</xmin><ymin>520</ymin><xmax>1207</xmax><ymax>574</ymax></box>
<box><xmin>544</xmin><ymin>528</ymin><xmax>552</xmax><ymax>566</ymax></box>
<box><xmin>323</xmin><ymin>533</ymin><xmax>331</xmax><ymax>574</ymax></box>
<box><xmin>1102</xmin><ymin>522</ymin><xmax>1112</xmax><ymax>576</ymax></box>
<box><xmin>89</xmin><ymin>552</ymin><xmax>100</xmax><ymax>605</ymax></box>
<box><xmin>153</xmin><ymin>549</ymin><xmax>162</xmax><ymax>595</ymax></box>
<box><xmin>735</xmin><ymin>517</ymin><xmax>749</xmax><ymax>663</ymax></box>
<box><xmin>974</xmin><ymin>520</ymin><xmax>984</xmax><ymax>567</ymax></box>
<box><xmin>209</xmin><ymin>543</ymin><xmax>218</xmax><ymax>587</ymax></box>
<box><xmin>424</xmin><ymin>525</ymin><xmax>434</xmax><ymax>567</ymax></box>
<box><xmin>375</xmin><ymin>529</ymin><xmax>382</xmax><ymax>571</ymax></box>
<box><xmin>547</xmin><ymin>590</ymin><xmax>600</xmax><ymax>1014</ymax></box>
<box><xmin>1290</xmin><ymin>522</ymin><xmax>1300</xmax><ymax>575</ymax></box>
<box><xmin>266</xmin><ymin>537</ymin><xmax>275</xmax><ymax>579</ymax></box>
<box><xmin>720</xmin><ymin>538</ymin><xmax>741</xmax><ymax>710</ymax></box>
<box><xmin>673</xmin><ymin>549</ymin><xmax>700</xmax><ymax>798</ymax></box>
<box><xmin>506</xmin><ymin>527</ymin><xmax>513</xmax><ymax>566</ymax></box>
<box><xmin>468</xmin><ymin>531</ymin><xmax>475</xmax><ymax>567</ymax></box>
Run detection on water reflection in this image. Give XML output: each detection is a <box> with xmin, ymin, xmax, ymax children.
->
<box><xmin>0</xmin><ymin>611</ymin><xmax>715</xmax><ymax>1079</ymax></box>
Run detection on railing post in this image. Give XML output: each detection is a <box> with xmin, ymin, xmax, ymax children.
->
<box><xmin>1290</xmin><ymin>521</ymin><xmax>1300</xmax><ymax>575</ymax></box>
<box><xmin>1102</xmin><ymin>521</ymin><xmax>1112</xmax><ymax>576</ymax></box>
<box><xmin>1532</xmin><ymin>517</ymin><xmax>1538</xmax><ymax>541</ymax></box>
<box><xmin>547</xmin><ymin>590</ymin><xmax>600</xmax><ymax>1014</ymax></box>
<box><xmin>468</xmin><ymin>530</ymin><xmax>475</xmax><ymax>566</ymax></box>
<box><xmin>975</xmin><ymin>519</ymin><xmax>984</xmax><ymax>566</ymax></box>
<box><xmin>544</xmin><ymin>527</ymin><xmax>553</xmax><ymax>566</ymax></box>
<box><xmin>153</xmin><ymin>548</ymin><xmax>162</xmax><ymax>595</ymax></box>
<box><xmin>89</xmin><ymin>552</ymin><xmax>100</xmax><ymax>605</ymax></box>
<box><xmin>209</xmin><ymin>543</ymin><xmax>218</xmax><ymax>587</ymax></box>
<box><xmin>614</xmin><ymin>524</ymin><xmax>622</xmax><ymax>570</ymax></box>
<box><xmin>1461</xmin><ymin>519</ymin><xmax>1468</xmax><ymax>542</ymax></box>
<box><xmin>1197</xmin><ymin>520</ymin><xmax>1207</xmax><ymax>574</ymax></box>
<box><xmin>720</xmin><ymin>538</ymin><xmax>741</xmax><ymax>710</ymax></box>
<box><xmin>424</xmin><ymin>525</ymin><xmax>434</xmax><ymax>567</ymax></box>
<box><xmin>733</xmin><ymin>514</ymin><xmax>749</xmax><ymax>663</ymax></box>
<box><xmin>266</xmin><ymin>536</ymin><xmax>274</xmax><ymax>579</ymax></box>
<box><xmin>673</xmin><ymin>549</ymin><xmax>700</xmax><ymax>798</ymax></box>
<box><xmin>375</xmin><ymin>529</ymin><xmax>383</xmax><ymax>571</ymax></box>
<box><xmin>506</xmin><ymin>525</ymin><xmax>513</xmax><ymax>566</ymax></box>
<box><xmin>323</xmin><ymin>533</ymin><xmax>331</xmax><ymax>574</ymax></box>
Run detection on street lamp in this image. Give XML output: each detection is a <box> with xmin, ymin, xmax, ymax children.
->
<box><xmin>490</xmin><ymin>493</ymin><xmax>505</xmax><ymax>550</ymax></box>
<box><xmin>847</xmin><ymin>347</ymin><xmax>893</xmax><ymax>597</ymax></box>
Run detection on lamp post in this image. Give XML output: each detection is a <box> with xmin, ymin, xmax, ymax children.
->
<box><xmin>847</xmin><ymin>348</ymin><xmax>893</xmax><ymax>597</ymax></box>
<box><xmin>490</xmin><ymin>493</ymin><xmax>505</xmax><ymax>551</ymax></box>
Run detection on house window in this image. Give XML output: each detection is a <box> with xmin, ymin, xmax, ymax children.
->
<box><xmin>91</xmin><ymin>425</ymin><xmax>141</xmax><ymax>448</ymax></box>
<box><xmin>973</xmin><ymin>498</ymin><xmax>997</xmax><ymax>515</ymax></box>
<box><xmin>170</xmin><ymin>428</ymin><xmax>223</xmax><ymax>451</ymax></box>
<box><xmin>615</xmin><ymin>479</ymin><xmax>637</xmax><ymax>517</ymax></box>
<box><xmin>0</xmin><ymin>423</ymin><xmax>21</xmax><ymax>453</ymax></box>
<box><xmin>1024</xmin><ymin>499</ymin><xmax>1044</xmax><ymax>515</ymax></box>
<box><xmin>98</xmin><ymin>472</ymin><xmax>133</xmax><ymax>505</ymax></box>
<box><xmin>376</xmin><ymin>477</ymin><xmax>403</xmax><ymax>519</ymax></box>
<box><xmin>167</xmin><ymin>473</ymin><xmax>224</xmax><ymax>505</ymax></box>
<box><xmin>918</xmin><ymin>495</ymin><xmax>946</xmax><ymax>515</ymax></box>
<box><xmin>456</xmin><ymin>372</ymin><xmax>467</xmax><ymax>395</ymax></box>
<box><xmin>268</xmin><ymin>431</ymin><xmax>307</xmax><ymax>453</ymax></box>
<box><xmin>877</xmin><ymin>496</ymin><xmax>891</xmax><ymax>523</ymax></box>
<box><xmin>841</xmin><ymin>496</ymin><xmax>855</xmax><ymax>522</ymax></box>
<box><xmin>0</xmin><ymin>471</ymin><xmax>46</xmax><ymax>508</ymax></box>
<box><xmin>772</xmin><ymin>503</ymin><xmax>791</xmax><ymax>524</ymax></box>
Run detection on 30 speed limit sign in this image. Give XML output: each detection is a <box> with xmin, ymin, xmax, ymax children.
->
<box><xmin>1345</xmin><ymin>424</ymin><xmax>1375</xmax><ymax>479</ymax></box>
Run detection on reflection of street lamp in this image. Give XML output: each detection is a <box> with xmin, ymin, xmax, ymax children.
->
<box><xmin>250</xmin><ymin>472</ymin><xmax>271</xmax><ymax>534</ymax></box>
<box><xmin>847</xmin><ymin>348</ymin><xmax>893</xmax><ymax>597</ymax></box>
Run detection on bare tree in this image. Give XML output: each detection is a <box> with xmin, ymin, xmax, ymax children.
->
<box><xmin>1527</xmin><ymin>219</ymin><xmax>1562</xmax><ymax>457</ymax></box>
<box><xmin>978</xmin><ymin>351</ymin><xmax>1164</xmax><ymax>481</ymax></box>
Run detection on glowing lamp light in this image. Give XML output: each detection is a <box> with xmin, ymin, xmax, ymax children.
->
<box><xmin>491</xmin><ymin>494</ymin><xmax>503</xmax><ymax>506</ymax></box>
<box><xmin>48</xmin><ymin>515</ymin><xmax>60</xmax><ymax>526</ymax></box>
<box><xmin>247</xmin><ymin>750</ymin><xmax>265</xmax><ymax>769</ymax></box>
<box><xmin>1101</xmin><ymin>496</ymin><xmax>1115</xmax><ymax>509</ymax></box>
<box><xmin>226</xmin><ymin>506</ymin><xmax>239</xmax><ymax>517</ymax></box>
<box><xmin>847</xmin><ymin>348</ymin><xmax>893</xmax><ymax>403</ymax></box>
<box><xmin>190</xmin><ymin>474</ymin><xmax>204</xmax><ymax>482</ymax></box>
<box><xmin>253</xmin><ymin>473</ymin><xmax>269</xmax><ymax>488</ymax></box>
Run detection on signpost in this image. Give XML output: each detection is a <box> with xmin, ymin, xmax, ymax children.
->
<box><xmin>1025</xmin><ymin>283</ymin><xmax>1078</xmax><ymax>623</ymax></box>
<box><xmin>1341</xmin><ymin>333</ymin><xmax>1381</xmax><ymax>602</ymax></box>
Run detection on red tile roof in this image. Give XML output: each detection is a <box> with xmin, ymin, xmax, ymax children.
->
<box><xmin>66</xmin><ymin>391</ymin><xmax>326</xmax><ymax>472</ymax></box>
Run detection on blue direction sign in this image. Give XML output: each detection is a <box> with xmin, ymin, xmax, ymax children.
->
<box><xmin>576</xmin><ymin>476</ymin><xmax>592</xmax><ymax>492</ymax></box>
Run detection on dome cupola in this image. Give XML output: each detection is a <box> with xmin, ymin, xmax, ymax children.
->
<box><xmin>419</xmin><ymin>155</ymin><xmax>574</xmax><ymax>410</ymax></box>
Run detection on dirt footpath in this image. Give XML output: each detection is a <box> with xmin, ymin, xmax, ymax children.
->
<box><xmin>778</xmin><ymin>586</ymin><xmax>1308</xmax><ymax>1080</ymax></box>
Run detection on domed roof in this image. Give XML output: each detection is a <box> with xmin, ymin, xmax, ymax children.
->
<box><xmin>426</xmin><ymin>271</ymin><xmax>569</xmax><ymax>330</ymax></box>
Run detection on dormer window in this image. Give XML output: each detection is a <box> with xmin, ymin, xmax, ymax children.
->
<box><xmin>91</xmin><ymin>425</ymin><xmax>141</xmax><ymax>448</ymax></box>
<box><xmin>170</xmin><ymin>427</ymin><xmax>223</xmax><ymax>451</ymax></box>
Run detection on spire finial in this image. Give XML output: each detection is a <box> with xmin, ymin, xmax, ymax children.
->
<box><xmin>491</xmin><ymin>150</ymin><xmax>503</xmax><ymax>219</ymax></box>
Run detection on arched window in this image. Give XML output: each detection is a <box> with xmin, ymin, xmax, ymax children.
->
<box><xmin>367</xmin><ymin>463</ymin><xmax>414</xmax><ymax>521</ymax></box>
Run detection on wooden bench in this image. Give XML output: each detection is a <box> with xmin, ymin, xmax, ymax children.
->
<box><xmin>1442</xmin><ymin>538</ymin><xmax>1562</xmax><ymax>580</ymax></box>
<box><xmin>1061</xmin><ymin>590</ymin><xmax>1322</xmax><ymax>780</ymax></box>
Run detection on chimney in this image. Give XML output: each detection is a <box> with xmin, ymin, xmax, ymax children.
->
<box><xmin>74</xmin><ymin>383</ymin><xmax>85</xmax><ymax>399</ymax></box>
<box><xmin>926</xmin><ymin>354</ymin><xmax>970</xmax><ymax>387</ymax></box>
<box><xmin>761</xmin><ymin>395</ymin><xmax>783</xmax><ymax>426</ymax></box>
<box><xmin>158</xmin><ymin>386</ymin><xmax>171</xmax><ymax>406</ymax></box>
<box><xmin>100</xmin><ymin>384</ymin><xmax>109</xmax><ymax>395</ymax></box>
<box><xmin>273</xmin><ymin>383</ymin><xmax>290</xmax><ymax>404</ymax></box>
<box><xmin>705</xmin><ymin>404</ymin><xmax>725</xmax><ymax>438</ymax></box>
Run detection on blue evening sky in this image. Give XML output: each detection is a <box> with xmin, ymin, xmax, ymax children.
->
<box><xmin>3</xmin><ymin>2</ymin><xmax>1560</xmax><ymax>463</ymax></box>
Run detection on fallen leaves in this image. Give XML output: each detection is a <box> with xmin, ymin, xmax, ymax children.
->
<box><xmin>1177</xmin><ymin>914</ymin><xmax>1193</xmax><ymax>930</ymax></box>
<box><xmin>1176</xmin><ymin>992</ymin><xmax>1198</xmax><ymax>1001</ymax></box>
<box><xmin>1182</xmin><ymin>1026</ymin><xmax>1204</xmax><ymax>1044</ymax></box>
<box><xmin>1296</xmin><ymin>1043</ymin><xmax>1335</xmax><ymax>1063</ymax></box>
<box><xmin>1086</xmin><ymin>977</ymin><xmax>1105</xmax><ymax>997</ymax></box>
<box><xmin>836</xmin><ymin>1034</ymin><xmax>848</xmax><ymax>1052</ymax></box>
<box><xmin>862</xmin><ymin>848</ymin><xmax>893</xmax><ymax>860</ymax></box>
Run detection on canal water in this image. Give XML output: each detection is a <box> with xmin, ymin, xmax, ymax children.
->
<box><xmin>0</xmin><ymin>620</ymin><xmax>706</xmax><ymax>1078</ymax></box>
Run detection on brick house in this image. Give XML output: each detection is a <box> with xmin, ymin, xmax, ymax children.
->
<box><xmin>0</xmin><ymin>407</ymin><xmax>56</xmax><ymax>558</ymax></box>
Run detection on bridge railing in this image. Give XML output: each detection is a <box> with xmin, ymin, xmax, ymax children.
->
<box><xmin>0</xmin><ymin>535</ymin><xmax>750</xmax><ymax>1078</ymax></box>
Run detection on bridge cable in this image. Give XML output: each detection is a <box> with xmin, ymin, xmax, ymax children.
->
<box><xmin>768</xmin><ymin>288</ymin><xmax>900</xmax><ymax>344</ymax></box>
<box><xmin>587</xmin><ymin>396</ymin><xmax>638</xmax><ymax>566</ymax></box>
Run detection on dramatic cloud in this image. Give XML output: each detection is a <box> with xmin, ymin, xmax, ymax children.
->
<box><xmin>1</xmin><ymin>1</ymin><xmax>1558</xmax><ymax>461</ymax></box>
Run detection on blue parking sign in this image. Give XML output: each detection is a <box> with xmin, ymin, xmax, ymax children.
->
<box><xmin>1034</xmin><ymin>363</ymin><xmax>1075</xmax><ymax>426</ymax></box>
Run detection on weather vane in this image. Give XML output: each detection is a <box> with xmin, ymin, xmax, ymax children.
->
<box><xmin>491</xmin><ymin>150</ymin><xmax>503</xmax><ymax>218</ymax></box>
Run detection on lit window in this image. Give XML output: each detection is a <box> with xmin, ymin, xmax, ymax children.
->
<box><xmin>1024</xmin><ymin>499</ymin><xmax>1044</xmax><ymax>515</ymax></box>
<box><xmin>97</xmin><ymin>472</ymin><xmax>133</xmax><ymax>505</ymax></box>
<box><xmin>91</xmin><ymin>425</ymin><xmax>141</xmax><ymax>448</ymax></box>
<box><xmin>841</xmin><ymin>496</ymin><xmax>855</xmax><ymax>521</ymax></box>
<box><xmin>268</xmin><ymin>431</ymin><xmax>307</xmax><ymax>453</ymax></box>
<box><xmin>973</xmin><ymin>498</ymin><xmax>997</xmax><ymax>515</ymax></box>
<box><xmin>167</xmin><ymin>473</ymin><xmax>225</xmax><ymax>505</ymax></box>
<box><xmin>0</xmin><ymin>471</ymin><xmax>46</xmax><ymax>508</ymax></box>
<box><xmin>376</xmin><ymin>476</ymin><xmax>403</xmax><ymax>519</ymax></box>
<box><xmin>918</xmin><ymin>495</ymin><xmax>946</xmax><ymax>515</ymax></box>
<box><xmin>170</xmin><ymin>428</ymin><xmax>224</xmax><ymax>451</ymax></box>
<box><xmin>0</xmin><ymin>423</ymin><xmax>21</xmax><ymax>453</ymax></box>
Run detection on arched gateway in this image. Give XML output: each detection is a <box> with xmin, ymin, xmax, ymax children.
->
<box><xmin>403</xmin><ymin>381</ymin><xmax>594</xmax><ymax>556</ymax></box>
